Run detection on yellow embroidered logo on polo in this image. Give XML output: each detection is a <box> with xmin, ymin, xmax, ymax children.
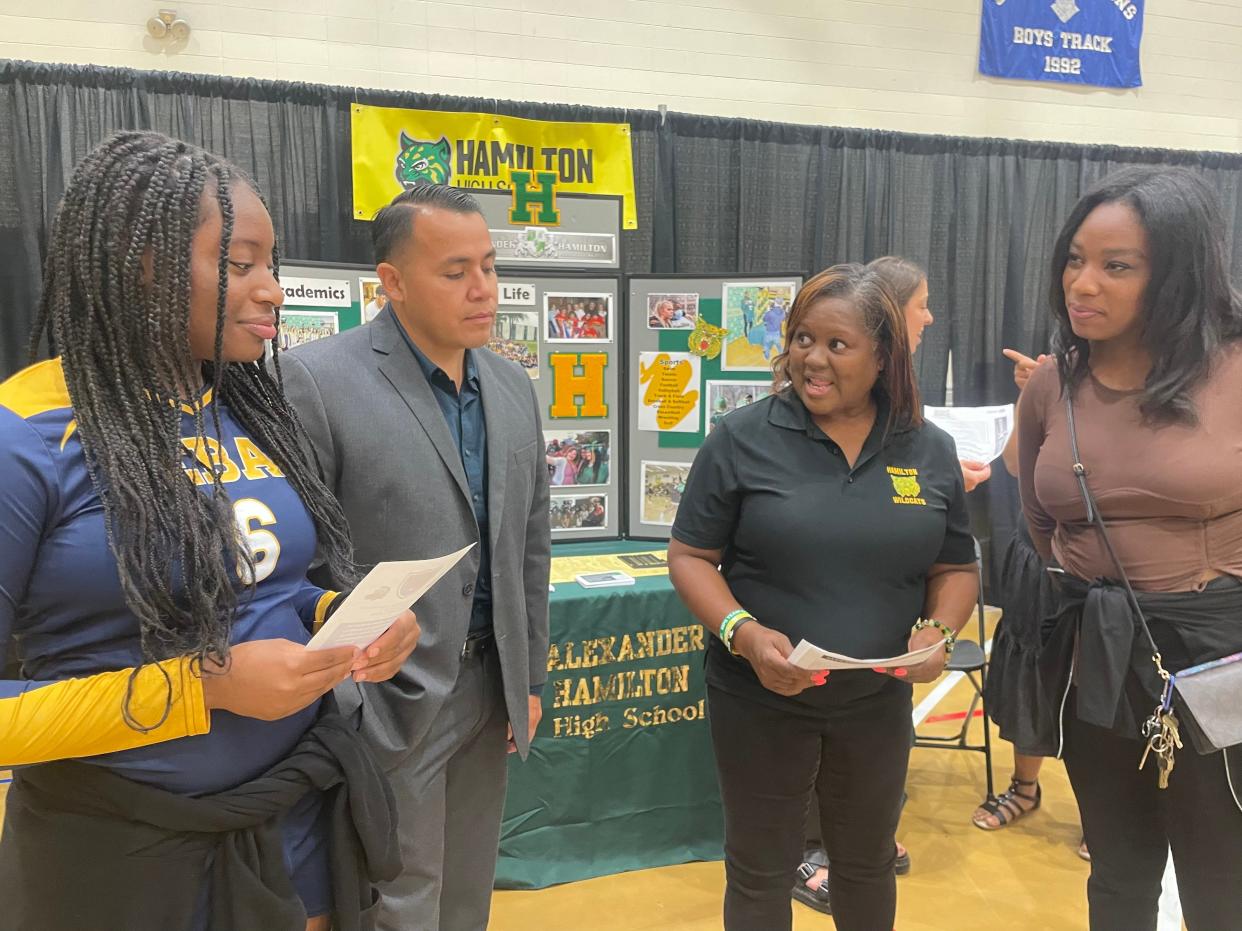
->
<box><xmin>888</xmin><ymin>466</ymin><xmax>926</xmax><ymax>506</ymax></box>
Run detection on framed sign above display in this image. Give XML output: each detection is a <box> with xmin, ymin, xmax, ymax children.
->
<box><xmin>471</xmin><ymin>188</ymin><xmax>623</xmax><ymax>272</ymax></box>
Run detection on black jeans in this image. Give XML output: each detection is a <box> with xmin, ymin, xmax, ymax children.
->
<box><xmin>1063</xmin><ymin>701</ymin><xmax>1242</xmax><ymax>931</ymax></box>
<box><xmin>708</xmin><ymin>678</ymin><xmax>912</xmax><ymax>931</ymax></box>
<box><xmin>805</xmin><ymin>759</ymin><xmax>910</xmax><ymax>852</ymax></box>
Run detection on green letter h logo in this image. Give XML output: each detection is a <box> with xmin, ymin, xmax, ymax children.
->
<box><xmin>509</xmin><ymin>171</ymin><xmax>560</xmax><ymax>225</ymax></box>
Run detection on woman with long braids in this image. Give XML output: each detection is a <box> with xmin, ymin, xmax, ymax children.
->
<box><xmin>0</xmin><ymin>131</ymin><xmax>419</xmax><ymax>930</ymax></box>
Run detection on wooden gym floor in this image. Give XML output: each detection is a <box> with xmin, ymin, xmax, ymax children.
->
<box><xmin>491</xmin><ymin>616</ymin><xmax>1098</xmax><ymax>931</ymax></box>
<box><xmin>0</xmin><ymin>609</ymin><xmax>1130</xmax><ymax>929</ymax></box>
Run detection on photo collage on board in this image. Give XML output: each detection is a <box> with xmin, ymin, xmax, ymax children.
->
<box><xmin>637</xmin><ymin>280</ymin><xmax>796</xmax><ymax>532</ymax></box>
<box><xmin>537</xmin><ymin>288</ymin><xmax>616</xmax><ymax>533</ymax></box>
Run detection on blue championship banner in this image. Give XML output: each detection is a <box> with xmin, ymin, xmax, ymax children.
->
<box><xmin>979</xmin><ymin>0</ymin><xmax>1144</xmax><ymax>89</ymax></box>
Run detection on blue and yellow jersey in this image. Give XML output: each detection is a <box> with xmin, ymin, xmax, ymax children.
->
<box><xmin>0</xmin><ymin>358</ymin><xmax>339</xmax><ymax>794</ymax></box>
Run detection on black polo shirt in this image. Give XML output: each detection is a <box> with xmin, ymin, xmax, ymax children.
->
<box><xmin>671</xmin><ymin>390</ymin><xmax>974</xmax><ymax>713</ymax></box>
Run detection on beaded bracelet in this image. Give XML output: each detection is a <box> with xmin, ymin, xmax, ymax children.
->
<box><xmin>913</xmin><ymin>617</ymin><xmax>957</xmax><ymax>656</ymax></box>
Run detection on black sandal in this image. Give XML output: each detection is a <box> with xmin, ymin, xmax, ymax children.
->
<box><xmin>792</xmin><ymin>862</ymin><xmax>832</xmax><ymax>914</ymax></box>
<box><xmin>972</xmin><ymin>775</ymin><xmax>1041</xmax><ymax>831</ymax></box>
<box><xmin>895</xmin><ymin>846</ymin><xmax>911</xmax><ymax>875</ymax></box>
<box><xmin>796</xmin><ymin>844</ymin><xmax>910</xmax><ymax>880</ymax></box>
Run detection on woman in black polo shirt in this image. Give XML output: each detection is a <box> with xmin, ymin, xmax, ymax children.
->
<box><xmin>669</xmin><ymin>263</ymin><xmax>979</xmax><ymax>931</ymax></box>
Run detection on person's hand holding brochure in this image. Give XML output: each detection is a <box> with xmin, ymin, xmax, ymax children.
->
<box><xmin>787</xmin><ymin>637</ymin><xmax>947</xmax><ymax>672</ymax></box>
<box><xmin>307</xmin><ymin>543</ymin><xmax>475</xmax><ymax>652</ymax></box>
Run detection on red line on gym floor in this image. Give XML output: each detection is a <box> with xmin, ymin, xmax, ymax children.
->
<box><xmin>922</xmin><ymin>709</ymin><xmax>984</xmax><ymax>725</ymax></box>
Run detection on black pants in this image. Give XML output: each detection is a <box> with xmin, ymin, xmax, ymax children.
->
<box><xmin>708</xmin><ymin>679</ymin><xmax>912</xmax><ymax>931</ymax></box>
<box><xmin>1063</xmin><ymin>705</ymin><xmax>1242</xmax><ymax>931</ymax></box>
<box><xmin>805</xmin><ymin>761</ymin><xmax>909</xmax><ymax>852</ymax></box>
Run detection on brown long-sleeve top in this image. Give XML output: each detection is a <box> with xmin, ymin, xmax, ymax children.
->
<box><xmin>1017</xmin><ymin>344</ymin><xmax>1242</xmax><ymax>593</ymax></box>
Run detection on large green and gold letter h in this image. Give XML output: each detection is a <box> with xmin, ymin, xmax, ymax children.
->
<box><xmin>509</xmin><ymin>170</ymin><xmax>560</xmax><ymax>225</ymax></box>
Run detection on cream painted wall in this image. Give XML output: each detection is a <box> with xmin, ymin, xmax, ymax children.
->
<box><xmin>0</xmin><ymin>0</ymin><xmax>1239</xmax><ymax>152</ymax></box>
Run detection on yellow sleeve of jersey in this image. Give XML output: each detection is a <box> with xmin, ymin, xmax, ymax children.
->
<box><xmin>0</xmin><ymin>656</ymin><xmax>211</xmax><ymax>768</ymax></box>
<box><xmin>311</xmin><ymin>590</ymin><xmax>341</xmax><ymax>634</ymax></box>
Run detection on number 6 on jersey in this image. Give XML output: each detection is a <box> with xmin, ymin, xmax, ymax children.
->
<box><xmin>234</xmin><ymin>498</ymin><xmax>281</xmax><ymax>584</ymax></box>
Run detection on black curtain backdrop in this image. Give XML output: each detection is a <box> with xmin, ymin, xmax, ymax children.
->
<box><xmin>4</xmin><ymin>59</ymin><xmax>1242</xmax><ymax>582</ymax></box>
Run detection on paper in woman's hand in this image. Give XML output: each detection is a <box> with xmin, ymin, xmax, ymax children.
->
<box><xmin>306</xmin><ymin>544</ymin><xmax>475</xmax><ymax>651</ymax></box>
<box><xmin>787</xmin><ymin>638</ymin><xmax>946</xmax><ymax>671</ymax></box>
<box><xmin>922</xmin><ymin>404</ymin><xmax>1014</xmax><ymax>463</ymax></box>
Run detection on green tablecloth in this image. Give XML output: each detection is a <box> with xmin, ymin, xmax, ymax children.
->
<box><xmin>495</xmin><ymin>543</ymin><xmax>724</xmax><ymax>888</ymax></box>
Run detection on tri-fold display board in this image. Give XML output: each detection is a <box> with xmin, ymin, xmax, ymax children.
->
<box><xmin>280</xmin><ymin>187</ymin><xmax>799</xmax><ymax>541</ymax></box>
<box><xmin>625</xmin><ymin>274</ymin><xmax>803</xmax><ymax>541</ymax></box>
<box><xmin>494</xmin><ymin>272</ymin><xmax>621</xmax><ymax>543</ymax></box>
<box><xmin>277</xmin><ymin>259</ymin><xmax>622</xmax><ymax>545</ymax></box>
<box><xmin>281</xmin><ymin>189</ymin><xmax>624</xmax><ymax>543</ymax></box>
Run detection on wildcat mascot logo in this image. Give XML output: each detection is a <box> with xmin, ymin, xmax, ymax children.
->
<box><xmin>891</xmin><ymin>475</ymin><xmax>921</xmax><ymax>498</ymax></box>
<box><xmin>888</xmin><ymin>466</ymin><xmax>926</xmax><ymax>505</ymax></box>
<box><xmin>687</xmin><ymin>317</ymin><xmax>728</xmax><ymax>360</ymax></box>
<box><xmin>395</xmin><ymin>133</ymin><xmax>452</xmax><ymax>187</ymax></box>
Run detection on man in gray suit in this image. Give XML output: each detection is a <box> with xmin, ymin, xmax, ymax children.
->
<box><xmin>280</xmin><ymin>183</ymin><xmax>551</xmax><ymax>930</ymax></box>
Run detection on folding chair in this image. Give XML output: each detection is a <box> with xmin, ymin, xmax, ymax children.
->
<box><xmin>912</xmin><ymin>538</ymin><xmax>995</xmax><ymax>802</ymax></box>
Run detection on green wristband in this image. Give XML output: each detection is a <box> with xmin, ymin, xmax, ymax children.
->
<box><xmin>718</xmin><ymin>609</ymin><xmax>750</xmax><ymax>643</ymax></box>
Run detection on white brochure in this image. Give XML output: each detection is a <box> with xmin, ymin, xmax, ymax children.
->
<box><xmin>306</xmin><ymin>544</ymin><xmax>475</xmax><ymax>651</ymax></box>
<box><xmin>922</xmin><ymin>404</ymin><xmax>1015</xmax><ymax>463</ymax></box>
<box><xmin>787</xmin><ymin>637</ymin><xmax>946</xmax><ymax>672</ymax></box>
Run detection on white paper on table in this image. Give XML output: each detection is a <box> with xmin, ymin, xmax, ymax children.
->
<box><xmin>922</xmin><ymin>404</ymin><xmax>1015</xmax><ymax>463</ymax></box>
<box><xmin>305</xmin><ymin>543</ymin><xmax>475</xmax><ymax>651</ymax></box>
<box><xmin>787</xmin><ymin>637</ymin><xmax>947</xmax><ymax>671</ymax></box>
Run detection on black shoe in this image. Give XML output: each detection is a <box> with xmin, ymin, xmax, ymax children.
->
<box><xmin>895</xmin><ymin>848</ymin><xmax>911</xmax><ymax>876</ymax></box>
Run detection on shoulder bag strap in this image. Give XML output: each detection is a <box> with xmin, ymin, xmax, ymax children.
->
<box><xmin>1063</xmin><ymin>393</ymin><xmax>1169</xmax><ymax>677</ymax></box>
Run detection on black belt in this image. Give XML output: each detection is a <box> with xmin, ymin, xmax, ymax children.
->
<box><xmin>461</xmin><ymin>631</ymin><xmax>495</xmax><ymax>661</ymax></box>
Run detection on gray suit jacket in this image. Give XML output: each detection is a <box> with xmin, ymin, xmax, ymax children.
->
<box><xmin>280</xmin><ymin>307</ymin><xmax>551</xmax><ymax>768</ymax></box>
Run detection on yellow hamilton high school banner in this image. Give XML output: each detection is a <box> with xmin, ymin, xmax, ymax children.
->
<box><xmin>350</xmin><ymin>105</ymin><xmax>638</xmax><ymax>229</ymax></box>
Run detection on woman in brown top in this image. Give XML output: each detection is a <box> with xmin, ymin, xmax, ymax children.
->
<box><xmin>1018</xmin><ymin>166</ymin><xmax>1242</xmax><ymax>931</ymax></box>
